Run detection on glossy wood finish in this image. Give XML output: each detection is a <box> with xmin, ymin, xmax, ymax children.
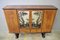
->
<box><xmin>3</xmin><ymin>5</ymin><xmax>57</xmax><ymax>33</ymax></box>
<box><xmin>41</xmin><ymin>10</ymin><xmax>57</xmax><ymax>32</ymax></box>
<box><xmin>4</xmin><ymin>10</ymin><xmax>19</xmax><ymax>33</ymax></box>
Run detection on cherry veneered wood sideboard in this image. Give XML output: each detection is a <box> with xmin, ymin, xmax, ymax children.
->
<box><xmin>3</xmin><ymin>5</ymin><xmax>57</xmax><ymax>38</ymax></box>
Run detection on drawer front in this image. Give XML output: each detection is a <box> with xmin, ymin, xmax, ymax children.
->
<box><xmin>4</xmin><ymin>10</ymin><xmax>19</xmax><ymax>33</ymax></box>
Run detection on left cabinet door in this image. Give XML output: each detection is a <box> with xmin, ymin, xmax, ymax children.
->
<box><xmin>4</xmin><ymin>10</ymin><xmax>19</xmax><ymax>33</ymax></box>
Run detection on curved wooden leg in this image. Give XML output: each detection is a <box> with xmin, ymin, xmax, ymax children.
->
<box><xmin>15</xmin><ymin>33</ymin><xmax>19</xmax><ymax>39</ymax></box>
<box><xmin>41</xmin><ymin>33</ymin><xmax>45</xmax><ymax>38</ymax></box>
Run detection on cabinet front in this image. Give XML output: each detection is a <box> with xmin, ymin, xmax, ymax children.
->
<box><xmin>4</xmin><ymin>10</ymin><xmax>56</xmax><ymax>33</ymax></box>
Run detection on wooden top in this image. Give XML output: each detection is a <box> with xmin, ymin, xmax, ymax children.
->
<box><xmin>3</xmin><ymin>5</ymin><xmax>58</xmax><ymax>10</ymax></box>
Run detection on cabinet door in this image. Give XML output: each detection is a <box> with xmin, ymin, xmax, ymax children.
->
<box><xmin>18</xmin><ymin>10</ymin><xmax>30</xmax><ymax>33</ymax></box>
<box><xmin>31</xmin><ymin>10</ymin><xmax>43</xmax><ymax>32</ymax></box>
<box><xmin>41</xmin><ymin>10</ymin><xmax>57</xmax><ymax>32</ymax></box>
<box><xmin>4</xmin><ymin>10</ymin><xmax>19</xmax><ymax>33</ymax></box>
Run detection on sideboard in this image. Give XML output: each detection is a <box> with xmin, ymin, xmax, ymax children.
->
<box><xmin>3</xmin><ymin>5</ymin><xmax>57</xmax><ymax>38</ymax></box>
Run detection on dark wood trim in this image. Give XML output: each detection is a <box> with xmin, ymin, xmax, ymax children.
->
<box><xmin>41</xmin><ymin>33</ymin><xmax>45</xmax><ymax>38</ymax></box>
<box><xmin>3</xmin><ymin>5</ymin><xmax>58</xmax><ymax>10</ymax></box>
<box><xmin>15</xmin><ymin>33</ymin><xmax>19</xmax><ymax>39</ymax></box>
<box><xmin>3</xmin><ymin>8</ymin><xmax>58</xmax><ymax>10</ymax></box>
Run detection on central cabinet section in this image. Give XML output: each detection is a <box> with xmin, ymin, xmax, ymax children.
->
<box><xmin>18</xmin><ymin>10</ymin><xmax>43</xmax><ymax>33</ymax></box>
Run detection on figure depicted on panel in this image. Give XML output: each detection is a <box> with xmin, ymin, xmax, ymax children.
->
<box><xmin>32</xmin><ymin>11</ymin><xmax>43</xmax><ymax>28</ymax></box>
<box><xmin>18</xmin><ymin>11</ymin><xmax>43</xmax><ymax>28</ymax></box>
<box><xmin>18</xmin><ymin>11</ymin><xmax>29</xmax><ymax>28</ymax></box>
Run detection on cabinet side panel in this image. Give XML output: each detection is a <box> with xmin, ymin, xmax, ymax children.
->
<box><xmin>42</xmin><ymin>10</ymin><xmax>57</xmax><ymax>32</ymax></box>
<box><xmin>4</xmin><ymin>10</ymin><xmax>19</xmax><ymax>33</ymax></box>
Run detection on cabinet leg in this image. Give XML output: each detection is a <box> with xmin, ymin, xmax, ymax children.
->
<box><xmin>41</xmin><ymin>33</ymin><xmax>45</xmax><ymax>38</ymax></box>
<box><xmin>15</xmin><ymin>33</ymin><xmax>19</xmax><ymax>39</ymax></box>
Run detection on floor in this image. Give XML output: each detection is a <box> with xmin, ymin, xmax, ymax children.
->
<box><xmin>0</xmin><ymin>31</ymin><xmax>60</xmax><ymax>40</ymax></box>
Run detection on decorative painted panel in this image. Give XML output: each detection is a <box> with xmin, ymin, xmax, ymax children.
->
<box><xmin>18</xmin><ymin>11</ymin><xmax>43</xmax><ymax>29</ymax></box>
<box><xmin>18</xmin><ymin>11</ymin><xmax>29</xmax><ymax>28</ymax></box>
<box><xmin>32</xmin><ymin>11</ymin><xmax>43</xmax><ymax>28</ymax></box>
